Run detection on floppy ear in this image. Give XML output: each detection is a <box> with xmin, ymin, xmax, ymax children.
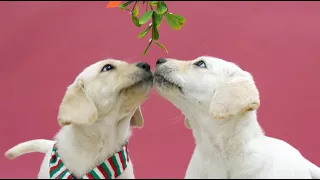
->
<box><xmin>209</xmin><ymin>78</ymin><xmax>260</xmax><ymax>120</ymax></box>
<box><xmin>184</xmin><ymin>117</ymin><xmax>191</xmax><ymax>129</ymax></box>
<box><xmin>130</xmin><ymin>106</ymin><xmax>144</xmax><ymax>128</ymax></box>
<box><xmin>58</xmin><ymin>79</ymin><xmax>98</xmax><ymax>126</ymax></box>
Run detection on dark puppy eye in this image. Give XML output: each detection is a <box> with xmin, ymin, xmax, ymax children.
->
<box><xmin>101</xmin><ymin>64</ymin><xmax>114</xmax><ymax>72</ymax></box>
<box><xmin>194</xmin><ymin>60</ymin><xmax>207</xmax><ymax>68</ymax></box>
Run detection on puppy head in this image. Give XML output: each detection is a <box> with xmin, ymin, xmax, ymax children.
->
<box><xmin>58</xmin><ymin>59</ymin><xmax>153</xmax><ymax>128</ymax></box>
<box><xmin>154</xmin><ymin>56</ymin><xmax>260</xmax><ymax>129</ymax></box>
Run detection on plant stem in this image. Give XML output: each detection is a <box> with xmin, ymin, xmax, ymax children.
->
<box><xmin>145</xmin><ymin>1</ymin><xmax>149</xmax><ymax>12</ymax></box>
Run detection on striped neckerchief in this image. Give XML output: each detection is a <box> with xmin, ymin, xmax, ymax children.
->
<box><xmin>49</xmin><ymin>142</ymin><xmax>129</xmax><ymax>179</ymax></box>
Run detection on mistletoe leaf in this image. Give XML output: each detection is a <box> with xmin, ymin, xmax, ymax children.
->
<box><xmin>164</xmin><ymin>13</ymin><xmax>181</xmax><ymax>30</ymax></box>
<box><xmin>171</xmin><ymin>13</ymin><xmax>186</xmax><ymax>26</ymax></box>
<box><xmin>138</xmin><ymin>25</ymin><xmax>152</xmax><ymax>38</ymax></box>
<box><xmin>150</xmin><ymin>1</ymin><xmax>158</xmax><ymax>6</ymax></box>
<box><xmin>139</xmin><ymin>10</ymin><xmax>154</xmax><ymax>25</ymax></box>
<box><xmin>157</xmin><ymin>1</ymin><xmax>168</xmax><ymax>15</ymax></box>
<box><xmin>119</xmin><ymin>1</ymin><xmax>133</xmax><ymax>10</ymax></box>
<box><xmin>132</xmin><ymin>15</ymin><xmax>141</xmax><ymax>27</ymax></box>
<box><xmin>153</xmin><ymin>12</ymin><xmax>163</xmax><ymax>28</ymax></box>
<box><xmin>133</xmin><ymin>3</ymin><xmax>139</xmax><ymax>16</ymax></box>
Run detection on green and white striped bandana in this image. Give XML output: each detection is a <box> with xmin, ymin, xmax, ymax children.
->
<box><xmin>49</xmin><ymin>143</ymin><xmax>129</xmax><ymax>179</ymax></box>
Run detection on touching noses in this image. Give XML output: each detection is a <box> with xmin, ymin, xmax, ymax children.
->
<box><xmin>136</xmin><ymin>62</ymin><xmax>151</xmax><ymax>72</ymax></box>
<box><xmin>136</xmin><ymin>58</ymin><xmax>167</xmax><ymax>71</ymax></box>
<box><xmin>156</xmin><ymin>58</ymin><xmax>167</xmax><ymax>67</ymax></box>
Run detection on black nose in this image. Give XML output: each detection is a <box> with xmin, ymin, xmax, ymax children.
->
<box><xmin>156</xmin><ymin>58</ymin><xmax>167</xmax><ymax>67</ymax></box>
<box><xmin>136</xmin><ymin>62</ymin><xmax>151</xmax><ymax>71</ymax></box>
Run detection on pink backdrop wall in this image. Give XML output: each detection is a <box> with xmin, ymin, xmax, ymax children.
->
<box><xmin>1</xmin><ymin>1</ymin><xmax>320</xmax><ymax>178</ymax></box>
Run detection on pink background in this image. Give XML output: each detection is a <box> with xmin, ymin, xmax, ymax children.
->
<box><xmin>1</xmin><ymin>1</ymin><xmax>320</xmax><ymax>178</ymax></box>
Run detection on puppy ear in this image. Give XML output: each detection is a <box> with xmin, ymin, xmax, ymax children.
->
<box><xmin>209</xmin><ymin>78</ymin><xmax>260</xmax><ymax>120</ymax></box>
<box><xmin>58</xmin><ymin>79</ymin><xmax>98</xmax><ymax>126</ymax></box>
<box><xmin>130</xmin><ymin>106</ymin><xmax>144</xmax><ymax>128</ymax></box>
<box><xmin>184</xmin><ymin>117</ymin><xmax>191</xmax><ymax>129</ymax></box>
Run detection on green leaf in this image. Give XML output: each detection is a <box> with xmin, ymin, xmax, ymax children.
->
<box><xmin>133</xmin><ymin>3</ymin><xmax>139</xmax><ymax>16</ymax></box>
<box><xmin>170</xmin><ymin>13</ymin><xmax>186</xmax><ymax>26</ymax></box>
<box><xmin>143</xmin><ymin>40</ymin><xmax>153</xmax><ymax>56</ymax></box>
<box><xmin>153</xmin><ymin>12</ymin><xmax>163</xmax><ymax>28</ymax></box>
<box><xmin>155</xmin><ymin>41</ymin><xmax>168</xmax><ymax>54</ymax></box>
<box><xmin>138</xmin><ymin>25</ymin><xmax>152</xmax><ymax>38</ymax></box>
<box><xmin>119</xmin><ymin>1</ymin><xmax>133</xmax><ymax>10</ymax></box>
<box><xmin>150</xmin><ymin>1</ymin><xmax>158</xmax><ymax>6</ymax></box>
<box><xmin>132</xmin><ymin>15</ymin><xmax>141</xmax><ymax>27</ymax></box>
<box><xmin>164</xmin><ymin>13</ymin><xmax>181</xmax><ymax>30</ymax></box>
<box><xmin>156</xmin><ymin>1</ymin><xmax>168</xmax><ymax>15</ymax></box>
<box><xmin>152</xmin><ymin>25</ymin><xmax>159</xmax><ymax>41</ymax></box>
<box><xmin>139</xmin><ymin>10</ymin><xmax>154</xmax><ymax>25</ymax></box>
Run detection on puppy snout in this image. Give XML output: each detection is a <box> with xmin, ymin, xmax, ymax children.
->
<box><xmin>156</xmin><ymin>58</ymin><xmax>167</xmax><ymax>67</ymax></box>
<box><xmin>136</xmin><ymin>62</ymin><xmax>151</xmax><ymax>72</ymax></box>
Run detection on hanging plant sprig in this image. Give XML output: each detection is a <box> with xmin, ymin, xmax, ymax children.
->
<box><xmin>107</xmin><ymin>1</ymin><xmax>186</xmax><ymax>56</ymax></box>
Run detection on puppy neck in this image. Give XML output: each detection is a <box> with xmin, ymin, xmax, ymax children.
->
<box><xmin>54</xmin><ymin>113</ymin><xmax>132</xmax><ymax>178</ymax></box>
<box><xmin>57</xmin><ymin>113</ymin><xmax>131</xmax><ymax>150</ymax></box>
<box><xmin>188</xmin><ymin>111</ymin><xmax>264</xmax><ymax>159</ymax></box>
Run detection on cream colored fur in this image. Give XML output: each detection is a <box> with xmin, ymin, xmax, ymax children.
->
<box><xmin>154</xmin><ymin>56</ymin><xmax>320</xmax><ymax>179</ymax></box>
<box><xmin>5</xmin><ymin>59</ymin><xmax>153</xmax><ymax>179</ymax></box>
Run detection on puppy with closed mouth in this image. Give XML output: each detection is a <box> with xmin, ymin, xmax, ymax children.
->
<box><xmin>5</xmin><ymin>59</ymin><xmax>153</xmax><ymax>179</ymax></box>
<box><xmin>154</xmin><ymin>56</ymin><xmax>320</xmax><ymax>179</ymax></box>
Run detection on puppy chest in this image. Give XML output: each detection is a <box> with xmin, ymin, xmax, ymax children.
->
<box><xmin>194</xmin><ymin>151</ymin><xmax>229</xmax><ymax>178</ymax></box>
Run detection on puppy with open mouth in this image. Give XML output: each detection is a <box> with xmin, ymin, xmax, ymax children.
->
<box><xmin>154</xmin><ymin>56</ymin><xmax>320</xmax><ymax>179</ymax></box>
<box><xmin>5</xmin><ymin>59</ymin><xmax>153</xmax><ymax>179</ymax></box>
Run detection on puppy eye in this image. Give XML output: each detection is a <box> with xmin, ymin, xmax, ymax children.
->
<box><xmin>101</xmin><ymin>64</ymin><xmax>114</xmax><ymax>72</ymax></box>
<box><xmin>194</xmin><ymin>60</ymin><xmax>207</xmax><ymax>68</ymax></box>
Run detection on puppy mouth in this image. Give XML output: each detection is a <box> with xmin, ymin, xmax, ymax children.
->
<box><xmin>154</xmin><ymin>73</ymin><xmax>183</xmax><ymax>92</ymax></box>
<box><xmin>125</xmin><ymin>73</ymin><xmax>154</xmax><ymax>90</ymax></box>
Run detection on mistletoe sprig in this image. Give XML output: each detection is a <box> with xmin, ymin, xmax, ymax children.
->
<box><xmin>117</xmin><ymin>1</ymin><xmax>186</xmax><ymax>55</ymax></box>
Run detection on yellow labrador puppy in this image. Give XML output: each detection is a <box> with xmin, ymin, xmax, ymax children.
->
<box><xmin>5</xmin><ymin>59</ymin><xmax>153</xmax><ymax>179</ymax></box>
<box><xmin>154</xmin><ymin>56</ymin><xmax>320</xmax><ymax>179</ymax></box>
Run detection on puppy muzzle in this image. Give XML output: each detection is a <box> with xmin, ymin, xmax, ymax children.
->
<box><xmin>154</xmin><ymin>69</ymin><xmax>182</xmax><ymax>93</ymax></box>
